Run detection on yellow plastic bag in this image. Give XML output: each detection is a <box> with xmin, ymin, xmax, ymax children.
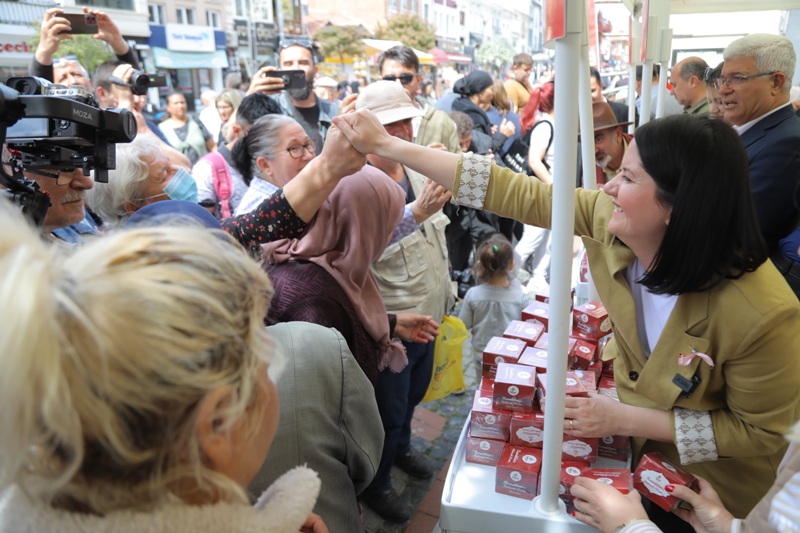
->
<box><xmin>422</xmin><ymin>315</ymin><xmax>468</xmax><ymax>403</ymax></box>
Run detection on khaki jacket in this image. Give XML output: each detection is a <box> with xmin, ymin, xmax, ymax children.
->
<box><xmin>372</xmin><ymin>167</ymin><xmax>455</xmax><ymax>319</ymax></box>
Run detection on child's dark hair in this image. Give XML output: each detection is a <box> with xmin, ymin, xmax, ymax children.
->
<box><xmin>473</xmin><ymin>234</ymin><xmax>514</xmax><ymax>284</ymax></box>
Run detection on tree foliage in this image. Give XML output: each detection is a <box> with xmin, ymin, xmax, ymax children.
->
<box><xmin>374</xmin><ymin>13</ymin><xmax>436</xmax><ymax>51</ymax></box>
<box><xmin>313</xmin><ymin>24</ymin><xmax>370</xmax><ymax>66</ymax></box>
<box><xmin>28</xmin><ymin>23</ymin><xmax>114</xmax><ymax>76</ymax></box>
<box><xmin>476</xmin><ymin>37</ymin><xmax>515</xmax><ymax>73</ymax></box>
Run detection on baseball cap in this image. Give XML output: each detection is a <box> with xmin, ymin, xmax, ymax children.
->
<box><xmin>314</xmin><ymin>76</ymin><xmax>338</xmax><ymax>88</ymax></box>
<box><xmin>355</xmin><ymin>80</ymin><xmax>424</xmax><ymax>125</ymax></box>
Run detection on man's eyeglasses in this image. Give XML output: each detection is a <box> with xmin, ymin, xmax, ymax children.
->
<box><xmin>279</xmin><ymin>38</ymin><xmax>314</xmax><ymax>51</ymax></box>
<box><xmin>25</xmin><ymin>168</ymin><xmax>81</xmax><ymax>185</ymax></box>
<box><xmin>713</xmin><ymin>71</ymin><xmax>776</xmax><ymax>91</ymax></box>
<box><xmin>382</xmin><ymin>73</ymin><xmax>416</xmax><ymax>85</ymax></box>
<box><xmin>280</xmin><ymin>140</ymin><xmax>317</xmax><ymax>159</ymax></box>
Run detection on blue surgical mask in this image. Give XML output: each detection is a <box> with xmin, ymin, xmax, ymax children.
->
<box><xmin>162</xmin><ymin>167</ymin><xmax>198</xmax><ymax>203</ymax></box>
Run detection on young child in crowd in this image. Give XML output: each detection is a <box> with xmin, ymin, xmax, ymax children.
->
<box><xmin>459</xmin><ymin>234</ymin><xmax>533</xmax><ymax>371</ymax></box>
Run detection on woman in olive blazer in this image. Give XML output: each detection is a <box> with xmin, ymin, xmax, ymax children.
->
<box><xmin>330</xmin><ymin>111</ymin><xmax>800</xmax><ymax>525</ymax></box>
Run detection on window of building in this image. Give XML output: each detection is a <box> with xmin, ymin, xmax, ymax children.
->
<box><xmin>459</xmin><ymin>10</ymin><xmax>464</xmax><ymax>25</ymax></box>
<box><xmin>148</xmin><ymin>3</ymin><xmax>166</xmax><ymax>24</ymax></box>
<box><xmin>235</xmin><ymin>0</ymin><xmax>248</xmax><ymax>18</ymax></box>
<box><xmin>176</xmin><ymin>7</ymin><xmax>195</xmax><ymax>25</ymax></box>
<box><xmin>423</xmin><ymin>4</ymin><xmax>429</xmax><ymax>20</ymax></box>
<box><xmin>400</xmin><ymin>0</ymin><xmax>407</xmax><ymax>11</ymax></box>
<box><xmin>206</xmin><ymin>10</ymin><xmax>221</xmax><ymax>28</ymax></box>
<box><xmin>411</xmin><ymin>0</ymin><xmax>417</xmax><ymax>12</ymax></box>
<box><xmin>76</xmin><ymin>0</ymin><xmax>133</xmax><ymax>10</ymax></box>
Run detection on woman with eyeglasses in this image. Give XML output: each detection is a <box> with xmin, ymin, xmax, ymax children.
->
<box><xmin>215</xmin><ymin>89</ymin><xmax>243</xmax><ymax>145</ymax></box>
<box><xmin>232</xmin><ymin>115</ymin><xmax>316</xmax><ymax>217</ymax></box>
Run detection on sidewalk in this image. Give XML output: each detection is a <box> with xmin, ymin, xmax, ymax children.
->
<box><xmin>364</xmin><ymin>336</ymin><xmax>480</xmax><ymax>533</ymax></box>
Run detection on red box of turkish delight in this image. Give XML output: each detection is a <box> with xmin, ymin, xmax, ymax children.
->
<box><xmin>493</xmin><ymin>363</ymin><xmax>537</xmax><ymax>413</ymax></box>
<box><xmin>470</xmin><ymin>390</ymin><xmax>511</xmax><ymax>441</ymax></box>
<box><xmin>633</xmin><ymin>453</ymin><xmax>699</xmax><ymax>512</ymax></box>
<box><xmin>503</xmin><ymin>320</ymin><xmax>545</xmax><ymax>347</ymax></box>
<box><xmin>573</xmin><ymin>301</ymin><xmax>612</xmax><ymax>340</ymax></box>
<box><xmin>482</xmin><ymin>336</ymin><xmax>526</xmax><ymax>367</ymax></box>
<box><xmin>518</xmin><ymin>346</ymin><xmax>549</xmax><ymax>374</ymax></box>
<box><xmin>598</xmin><ymin>434</ymin><xmax>632</xmax><ymax>461</ymax></box>
<box><xmin>465</xmin><ymin>429</ymin><xmax>506</xmax><ymax>466</ymax></box>
<box><xmin>569</xmin><ymin>339</ymin><xmax>597</xmax><ymax>370</ymax></box>
<box><xmin>521</xmin><ymin>301</ymin><xmax>550</xmax><ymax>331</ymax></box>
<box><xmin>562</xmin><ymin>435</ymin><xmax>599</xmax><ymax>464</ymax></box>
<box><xmin>509</xmin><ymin>411</ymin><xmax>545</xmax><ymax>448</ymax></box>
<box><xmin>572</xmin><ymin>369</ymin><xmax>597</xmax><ymax>392</ymax></box>
<box><xmin>537</xmin><ymin>372</ymin><xmax>589</xmax><ymax>400</ymax></box>
<box><xmin>495</xmin><ymin>445</ymin><xmax>543</xmax><ymax>500</ymax></box>
<box><xmin>556</xmin><ymin>461</ymin><xmax>592</xmax><ymax>512</ymax></box>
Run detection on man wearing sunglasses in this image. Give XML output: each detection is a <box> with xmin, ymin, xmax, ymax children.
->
<box><xmin>378</xmin><ymin>46</ymin><xmax>461</xmax><ymax>154</ymax></box>
<box><xmin>246</xmin><ymin>39</ymin><xmax>335</xmax><ymax>156</ymax></box>
<box><xmin>718</xmin><ymin>34</ymin><xmax>800</xmax><ymax>298</ymax></box>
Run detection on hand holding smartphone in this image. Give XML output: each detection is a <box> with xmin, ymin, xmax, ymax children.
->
<box><xmin>262</xmin><ymin>70</ymin><xmax>306</xmax><ymax>90</ymax></box>
<box><xmin>58</xmin><ymin>13</ymin><xmax>98</xmax><ymax>35</ymax></box>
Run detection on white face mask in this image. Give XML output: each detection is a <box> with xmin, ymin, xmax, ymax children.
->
<box><xmin>161</xmin><ymin>167</ymin><xmax>198</xmax><ymax>203</ymax></box>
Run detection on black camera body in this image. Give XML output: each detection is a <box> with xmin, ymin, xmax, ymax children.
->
<box><xmin>0</xmin><ymin>76</ymin><xmax>137</xmax><ymax>225</ymax></box>
<box><xmin>127</xmin><ymin>70</ymin><xmax>168</xmax><ymax>95</ymax></box>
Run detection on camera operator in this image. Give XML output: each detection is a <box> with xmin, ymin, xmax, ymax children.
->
<box><xmin>245</xmin><ymin>39</ymin><xmax>336</xmax><ymax>156</ymax></box>
<box><xmin>99</xmin><ymin>62</ymin><xmax>192</xmax><ymax>171</ymax></box>
<box><xmin>1</xmin><ymin>146</ymin><xmax>95</xmax><ymax>240</ymax></box>
<box><xmin>31</xmin><ymin>7</ymin><xmax>141</xmax><ymax>86</ymax></box>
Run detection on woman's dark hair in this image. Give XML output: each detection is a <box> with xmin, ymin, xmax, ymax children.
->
<box><xmin>231</xmin><ymin>114</ymin><xmax>296</xmax><ymax>185</ymax></box>
<box><xmin>635</xmin><ymin>114</ymin><xmax>768</xmax><ymax>294</ymax></box>
<box><xmin>473</xmin><ymin>234</ymin><xmax>514</xmax><ymax>284</ymax></box>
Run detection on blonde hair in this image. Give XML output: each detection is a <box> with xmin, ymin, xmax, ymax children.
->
<box><xmin>0</xmin><ymin>202</ymin><xmax>278</xmax><ymax>514</ymax></box>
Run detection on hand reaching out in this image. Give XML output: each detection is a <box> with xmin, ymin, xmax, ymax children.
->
<box><xmin>394</xmin><ymin>313</ymin><xmax>439</xmax><ymax>343</ymax></box>
<box><xmin>83</xmin><ymin>7</ymin><xmax>127</xmax><ymax>55</ymax></box>
<box><xmin>570</xmin><ymin>477</ymin><xmax>649</xmax><ymax>533</ymax></box>
<box><xmin>246</xmin><ymin>66</ymin><xmax>286</xmax><ymax>96</ymax></box>
<box><xmin>332</xmin><ymin>110</ymin><xmax>393</xmax><ymax>156</ymax></box>
<box><xmin>499</xmin><ymin>118</ymin><xmax>516</xmax><ymax>137</ymax></box>
<box><xmin>337</xmin><ymin>93</ymin><xmax>359</xmax><ymax>115</ymax></box>
<box><xmin>410</xmin><ymin>179</ymin><xmax>452</xmax><ymax>223</ymax></box>
<box><xmin>299</xmin><ymin>512</ymin><xmax>329</xmax><ymax>533</ymax></box>
<box><xmin>35</xmin><ymin>9</ymin><xmax>72</xmax><ymax>65</ymax></box>
<box><xmin>671</xmin><ymin>476</ymin><xmax>734</xmax><ymax>533</ymax></box>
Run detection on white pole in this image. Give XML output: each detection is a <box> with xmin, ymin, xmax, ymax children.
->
<box><xmin>628</xmin><ymin>10</ymin><xmax>641</xmax><ymax>135</ymax></box>
<box><xmin>655</xmin><ymin>28</ymin><xmax>673</xmax><ymax>119</ymax></box>
<box><xmin>639</xmin><ymin>15</ymin><xmax>658</xmax><ymax>126</ymax></box>
<box><xmin>533</xmin><ymin>0</ymin><xmax>581</xmax><ymax>517</ymax></box>
<box><xmin>579</xmin><ymin>6</ymin><xmax>596</xmax><ymax>192</ymax></box>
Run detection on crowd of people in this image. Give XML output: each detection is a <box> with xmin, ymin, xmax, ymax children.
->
<box><xmin>1</xmin><ymin>6</ymin><xmax>800</xmax><ymax>533</ymax></box>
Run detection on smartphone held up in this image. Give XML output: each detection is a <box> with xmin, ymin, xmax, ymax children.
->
<box><xmin>58</xmin><ymin>13</ymin><xmax>98</xmax><ymax>35</ymax></box>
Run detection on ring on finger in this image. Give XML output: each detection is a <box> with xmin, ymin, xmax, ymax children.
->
<box><xmin>569</xmin><ymin>419</ymin><xmax>574</xmax><ymax>431</ymax></box>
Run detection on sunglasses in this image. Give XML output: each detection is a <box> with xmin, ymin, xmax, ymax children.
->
<box><xmin>382</xmin><ymin>73</ymin><xmax>416</xmax><ymax>85</ymax></box>
<box><xmin>279</xmin><ymin>38</ymin><xmax>314</xmax><ymax>51</ymax></box>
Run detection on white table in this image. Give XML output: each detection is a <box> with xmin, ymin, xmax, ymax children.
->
<box><xmin>440</xmin><ymin>418</ymin><xmax>629</xmax><ymax>533</ymax></box>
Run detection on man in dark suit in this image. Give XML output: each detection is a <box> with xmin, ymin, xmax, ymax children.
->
<box><xmin>590</xmin><ymin>66</ymin><xmax>636</xmax><ymax>126</ymax></box>
<box><xmin>718</xmin><ymin>34</ymin><xmax>800</xmax><ymax>294</ymax></box>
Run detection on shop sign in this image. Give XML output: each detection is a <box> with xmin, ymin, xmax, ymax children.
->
<box><xmin>165</xmin><ymin>23</ymin><xmax>215</xmax><ymax>52</ymax></box>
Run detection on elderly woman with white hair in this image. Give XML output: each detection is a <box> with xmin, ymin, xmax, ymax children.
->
<box><xmin>86</xmin><ymin>124</ymin><xmax>368</xmax><ymax>253</ymax></box>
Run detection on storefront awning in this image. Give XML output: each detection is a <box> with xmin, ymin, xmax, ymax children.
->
<box><xmin>446</xmin><ymin>53</ymin><xmax>472</xmax><ymax>64</ymax></box>
<box><xmin>152</xmin><ymin>47</ymin><xmax>228</xmax><ymax>69</ymax></box>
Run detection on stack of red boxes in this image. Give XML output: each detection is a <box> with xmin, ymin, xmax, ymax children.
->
<box><xmin>464</xmin><ymin>299</ymin><xmax>631</xmax><ymax>505</ymax></box>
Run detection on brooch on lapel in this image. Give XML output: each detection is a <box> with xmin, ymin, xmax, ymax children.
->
<box><xmin>678</xmin><ymin>349</ymin><xmax>714</xmax><ymax>368</ymax></box>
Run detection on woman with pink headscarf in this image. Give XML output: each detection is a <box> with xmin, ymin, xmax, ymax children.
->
<box><xmin>261</xmin><ymin>166</ymin><xmax>439</xmax><ymax>384</ymax></box>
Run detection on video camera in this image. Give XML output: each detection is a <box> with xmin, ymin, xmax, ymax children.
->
<box><xmin>0</xmin><ymin>76</ymin><xmax>137</xmax><ymax>226</ymax></box>
<box><xmin>109</xmin><ymin>69</ymin><xmax>169</xmax><ymax>96</ymax></box>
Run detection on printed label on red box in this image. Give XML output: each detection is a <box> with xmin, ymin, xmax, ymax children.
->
<box><xmin>555</xmin><ymin>461</ymin><xmax>591</xmax><ymax>511</ymax></box>
<box><xmin>496</xmin><ymin>445</ymin><xmax>543</xmax><ymax>500</ymax></box>
<box><xmin>573</xmin><ymin>301</ymin><xmax>612</xmax><ymax>340</ymax></box>
<box><xmin>562</xmin><ymin>436</ymin><xmax>599</xmax><ymax>463</ymax></box>
<box><xmin>494</xmin><ymin>363</ymin><xmax>537</xmax><ymax>413</ymax></box>
<box><xmin>582</xmin><ymin>468</ymin><xmax>632</xmax><ymax>493</ymax></box>
<box><xmin>533</xmin><ymin>331</ymin><xmax>548</xmax><ymax>350</ymax></box>
<box><xmin>521</xmin><ymin>301</ymin><xmax>550</xmax><ymax>331</ymax></box>
<box><xmin>509</xmin><ymin>411</ymin><xmax>545</xmax><ymax>448</ymax></box>
<box><xmin>537</xmin><ymin>372</ymin><xmax>589</xmax><ymax>399</ymax></box>
<box><xmin>482</xmin><ymin>336</ymin><xmax>527</xmax><ymax>367</ymax></box>
<box><xmin>482</xmin><ymin>363</ymin><xmax>497</xmax><ymax>379</ymax></box>
<box><xmin>470</xmin><ymin>391</ymin><xmax>511</xmax><ymax>441</ymax></box>
<box><xmin>503</xmin><ymin>320</ymin><xmax>545</xmax><ymax>347</ymax></box>
<box><xmin>633</xmin><ymin>453</ymin><xmax>698</xmax><ymax>512</ymax></box>
<box><xmin>465</xmin><ymin>431</ymin><xmax>506</xmax><ymax>466</ymax></box>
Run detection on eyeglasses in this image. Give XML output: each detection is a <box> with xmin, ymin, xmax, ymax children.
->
<box><xmin>713</xmin><ymin>71</ymin><xmax>776</xmax><ymax>91</ymax></box>
<box><xmin>280</xmin><ymin>140</ymin><xmax>317</xmax><ymax>159</ymax></box>
<box><xmin>382</xmin><ymin>73</ymin><xmax>416</xmax><ymax>85</ymax></box>
<box><xmin>279</xmin><ymin>38</ymin><xmax>314</xmax><ymax>51</ymax></box>
<box><xmin>25</xmin><ymin>168</ymin><xmax>81</xmax><ymax>185</ymax></box>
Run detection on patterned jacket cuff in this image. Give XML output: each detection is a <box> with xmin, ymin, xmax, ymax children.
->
<box><xmin>674</xmin><ymin>407</ymin><xmax>718</xmax><ymax>465</ymax></box>
<box><xmin>454</xmin><ymin>152</ymin><xmax>491</xmax><ymax>209</ymax></box>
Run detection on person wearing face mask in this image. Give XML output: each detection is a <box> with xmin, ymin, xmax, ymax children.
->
<box><xmin>87</xmin><ymin>136</ymin><xmax>198</xmax><ymax>228</ymax></box>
